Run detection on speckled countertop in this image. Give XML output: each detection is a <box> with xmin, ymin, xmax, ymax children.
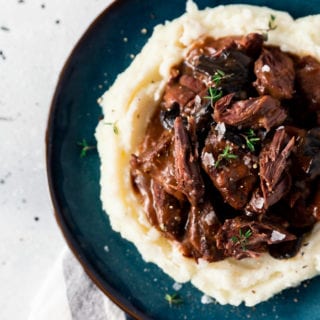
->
<box><xmin>0</xmin><ymin>1</ymin><xmax>112</xmax><ymax>319</ymax></box>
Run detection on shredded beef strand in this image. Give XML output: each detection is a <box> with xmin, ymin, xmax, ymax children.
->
<box><xmin>174</xmin><ymin>116</ymin><xmax>205</xmax><ymax>206</ymax></box>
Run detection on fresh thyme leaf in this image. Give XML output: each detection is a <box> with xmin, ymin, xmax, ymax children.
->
<box><xmin>105</xmin><ymin>121</ymin><xmax>119</xmax><ymax>135</ymax></box>
<box><xmin>268</xmin><ymin>14</ymin><xmax>277</xmax><ymax>31</ymax></box>
<box><xmin>231</xmin><ymin>236</ymin><xmax>239</xmax><ymax>243</ymax></box>
<box><xmin>261</xmin><ymin>14</ymin><xmax>277</xmax><ymax>41</ymax></box>
<box><xmin>245</xmin><ymin>229</ymin><xmax>253</xmax><ymax>239</ymax></box>
<box><xmin>214</xmin><ymin>145</ymin><xmax>238</xmax><ymax>168</ymax></box>
<box><xmin>231</xmin><ymin>228</ymin><xmax>253</xmax><ymax>251</ymax></box>
<box><xmin>212</xmin><ymin>69</ymin><xmax>225</xmax><ymax>85</ymax></box>
<box><xmin>212</xmin><ymin>69</ymin><xmax>234</xmax><ymax>86</ymax></box>
<box><xmin>204</xmin><ymin>87</ymin><xmax>223</xmax><ymax>105</ymax></box>
<box><xmin>165</xmin><ymin>293</ymin><xmax>183</xmax><ymax>306</ymax></box>
<box><xmin>241</xmin><ymin>129</ymin><xmax>260</xmax><ymax>152</ymax></box>
<box><xmin>77</xmin><ymin>139</ymin><xmax>96</xmax><ymax>158</ymax></box>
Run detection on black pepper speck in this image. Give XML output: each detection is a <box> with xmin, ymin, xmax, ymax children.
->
<box><xmin>0</xmin><ymin>51</ymin><xmax>6</xmax><ymax>60</ymax></box>
<box><xmin>1</xmin><ymin>26</ymin><xmax>10</xmax><ymax>32</ymax></box>
<box><xmin>34</xmin><ymin>216</ymin><xmax>39</xmax><ymax>221</ymax></box>
<box><xmin>55</xmin><ymin>19</ymin><xmax>60</xmax><ymax>25</ymax></box>
<box><xmin>41</xmin><ymin>3</ymin><xmax>46</xmax><ymax>9</ymax></box>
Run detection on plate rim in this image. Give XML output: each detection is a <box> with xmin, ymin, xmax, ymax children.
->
<box><xmin>45</xmin><ymin>0</ymin><xmax>153</xmax><ymax>318</ymax></box>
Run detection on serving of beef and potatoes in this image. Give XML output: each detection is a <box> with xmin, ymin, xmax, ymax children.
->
<box><xmin>130</xmin><ymin>32</ymin><xmax>320</xmax><ymax>262</ymax></box>
<box><xmin>96</xmin><ymin>2</ymin><xmax>320</xmax><ymax>306</ymax></box>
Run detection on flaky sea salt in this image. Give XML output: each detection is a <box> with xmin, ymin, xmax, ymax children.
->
<box><xmin>201</xmin><ymin>294</ymin><xmax>215</xmax><ymax>304</ymax></box>
<box><xmin>271</xmin><ymin>230</ymin><xmax>286</xmax><ymax>242</ymax></box>
<box><xmin>202</xmin><ymin>152</ymin><xmax>215</xmax><ymax>167</ymax></box>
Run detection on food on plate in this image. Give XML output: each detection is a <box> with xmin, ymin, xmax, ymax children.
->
<box><xmin>95</xmin><ymin>1</ymin><xmax>320</xmax><ymax>306</ymax></box>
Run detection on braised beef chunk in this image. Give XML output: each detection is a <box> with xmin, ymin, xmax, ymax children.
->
<box><xmin>151</xmin><ymin>180</ymin><xmax>188</xmax><ymax>240</ymax></box>
<box><xmin>259</xmin><ymin>128</ymin><xmax>295</xmax><ymax>208</ymax></box>
<box><xmin>174</xmin><ymin>116</ymin><xmax>205</xmax><ymax>206</ymax></box>
<box><xmin>254</xmin><ymin>47</ymin><xmax>295</xmax><ymax>100</ymax></box>
<box><xmin>182</xmin><ymin>201</ymin><xmax>222</xmax><ymax>261</ymax></box>
<box><xmin>195</xmin><ymin>48</ymin><xmax>253</xmax><ymax>98</ymax></box>
<box><xmin>301</xmin><ymin>128</ymin><xmax>320</xmax><ymax>179</ymax></box>
<box><xmin>296</xmin><ymin>56</ymin><xmax>320</xmax><ymax>111</ymax></box>
<box><xmin>216</xmin><ymin>216</ymin><xmax>296</xmax><ymax>259</ymax></box>
<box><xmin>214</xmin><ymin>95</ymin><xmax>287</xmax><ymax>131</ymax></box>
<box><xmin>236</xmin><ymin>33</ymin><xmax>264</xmax><ymax>58</ymax></box>
<box><xmin>130</xmin><ymin>33</ymin><xmax>320</xmax><ymax>262</ymax></box>
<box><xmin>201</xmin><ymin>129</ymin><xmax>257</xmax><ymax>210</ymax></box>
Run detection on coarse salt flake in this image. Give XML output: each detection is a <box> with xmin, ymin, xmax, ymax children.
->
<box><xmin>202</xmin><ymin>152</ymin><xmax>215</xmax><ymax>167</ymax></box>
<box><xmin>271</xmin><ymin>230</ymin><xmax>286</xmax><ymax>242</ymax></box>
<box><xmin>215</xmin><ymin>122</ymin><xmax>226</xmax><ymax>140</ymax></box>
<box><xmin>201</xmin><ymin>294</ymin><xmax>215</xmax><ymax>304</ymax></box>
<box><xmin>173</xmin><ymin>282</ymin><xmax>183</xmax><ymax>291</ymax></box>
<box><xmin>261</xmin><ymin>64</ymin><xmax>271</xmax><ymax>72</ymax></box>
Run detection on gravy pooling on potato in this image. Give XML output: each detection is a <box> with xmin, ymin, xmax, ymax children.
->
<box><xmin>130</xmin><ymin>33</ymin><xmax>320</xmax><ymax>262</ymax></box>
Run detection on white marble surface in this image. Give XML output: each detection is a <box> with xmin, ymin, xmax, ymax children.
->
<box><xmin>0</xmin><ymin>1</ymin><xmax>112</xmax><ymax>319</ymax></box>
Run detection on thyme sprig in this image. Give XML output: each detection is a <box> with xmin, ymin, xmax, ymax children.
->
<box><xmin>212</xmin><ymin>69</ymin><xmax>233</xmax><ymax>86</ymax></box>
<box><xmin>241</xmin><ymin>129</ymin><xmax>260</xmax><ymax>152</ymax></box>
<box><xmin>77</xmin><ymin>139</ymin><xmax>96</xmax><ymax>158</ymax></box>
<box><xmin>231</xmin><ymin>228</ymin><xmax>253</xmax><ymax>251</ymax></box>
<box><xmin>165</xmin><ymin>293</ymin><xmax>183</xmax><ymax>307</ymax></box>
<box><xmin>268</xmin><ymin>14</ymin><xmax>277</xmax><ymax>31</ymax></box>
<box><xmin>214</xmin><ymin>145</ymin><xmax>238</xmax><ymax>168</ymax></box>
<box><xmin>105</xmin><ymin>121</ymin><xmax>119</xmax><ymax>135</ymax></box>
<box><xmin>262</xmin><ymin>14</ymin><xmax>278</xmax><ymax>40</ymax></box>
<box><xmin>204</xmin><ymin>87</ymin><xmax>223</xmax><ymax>105</ymax></box>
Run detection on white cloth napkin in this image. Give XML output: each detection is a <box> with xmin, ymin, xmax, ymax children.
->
<box><xmin>28</xmin><ymin>248</ymin><xmax>127</xmax><ymax>320</ymax></box>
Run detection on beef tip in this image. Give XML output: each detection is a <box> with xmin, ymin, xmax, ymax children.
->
<box><xmin>162</xmin><ymin>82</ymin><xmax>196</xmax><ymax>110</ymax></box>
<box><xmin>151</xmin><ymin>180</ymin><xmax>188</xmax><ymax>240</ymax></box>
<box><xmin>214</xmin><ymin>95</ymin><xmax>287</xmax><ymax>131</ymax></box>
<box><xmin>216</xmin><ymin>216</ymin><xmax>296</xmax><ymax>260</ymax></box>
<box><xmin>253</xmin><ymin>47</ymin><xmax>295</xmax><ymax>100</ymax></box>
<box><xmin>174</xmin><ymin>116</ymin><xmax>205</xmax><ymax>206</ymax></box>
<box><xmin>201</xmin><ymin>129</ymin><xmax>258</xmax><ymax>210</ymax></box>
<box><xmin>186</xmin><ymin>36</ymin><xmax>235</xmax><ymax>66</ymax></box>
<box><xmin>131</xmin><ymin>131</ymin><xmax>185</xmax><ymax>201</ymax></box>
<box><xmin>195</xmin><ymin>48</ymin><xmax>253</xmax><ymax>97</ymax></box>
<box><xmin>301</xmin><ymin>128</ymin><xmax>320</xmax><ymax>179</ymax></box>
<box><xmin>235</xmin><ymin>33</ymin><xmax>264</xmax><ymax>58</ymax></box>
<box><xmin>181</xmin><ymin>200</ymin><xmax>222</xmax><ymax>261</ymax></box>
<box><xmin>309</xmin><ymin>180</ymin><xmax>320</xmax><ymax>221</ymax></box>
<box><xmin>259</xmin><ymin>127</ymin><xmax>295</xmax><ymax>208</ymax></box>
<box><xmin>179</xmin><ymin>74</ymin><xmax>206</xmax><ymax>93</ymax></box>
<box><xmin>296</xmin><ymin>55</ymin><xmax>320</xmax><ymax>112</ymax></box>
<box><xmin>162</xmin><ymin>71</ymin><xmax>206</xmax><ymax>111</ymax></box>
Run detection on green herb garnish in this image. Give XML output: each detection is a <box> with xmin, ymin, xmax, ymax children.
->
<box><xmin>231</xmin><ymin>228</ymin><xmax>253</xmax><ymax>251</ymax></box>
<box><xmin>105</xmin><ymin>121</ymin><xmax>119</xmax><ymax>135</ymax></box>
<box><xmin>204</xmin><ymin>87</ymin><xmax>223</xmax><ymax>105</ymax></box>
<box><xmin>262</xmin><ymin>14</ymin><xmax>278</xmax><ymax>40</ymax></box>
<box><xmin>268</xmin><ymin>14</ymin><xmax>277</xmax><ymax>31</ymax></box>
<box><xmin>77</xmin><ymin>139</ymin><xmax>96</xmax><ymax>158</ymax></box>
<box><xmin>214</xmin><ymin>145</ymin><xmax>238</xmax><ymax>168</ymax></box>
<box><xmin>165</xmin><ymin>293</ymin><xmax>183</xmax><ymax>307</ymax></box>
<box><xmin>241</xmin><ymin>129</ymin><xmax>260</xmax><ymax>152</ymax></box>
<box><xmin>212</xmin><ymin>69</ymin><xmax>233</xmax><ymax>86</ymax></box>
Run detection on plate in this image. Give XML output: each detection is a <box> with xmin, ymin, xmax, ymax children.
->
<box><xmin>47</xmin><ymin>0</ymin><xmax>320</xmax><ymax>319</ymax></box>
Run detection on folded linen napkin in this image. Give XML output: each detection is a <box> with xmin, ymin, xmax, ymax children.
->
<box><xmin>28</xmin><ymin>248</ymin><xmax>127</xmax><ymax>320</ymax></box>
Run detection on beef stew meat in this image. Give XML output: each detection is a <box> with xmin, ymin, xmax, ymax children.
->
<box><xmin>130</xmin><ymin>33</ymin><xmax>320</xmax><ymax>262</ymax></box>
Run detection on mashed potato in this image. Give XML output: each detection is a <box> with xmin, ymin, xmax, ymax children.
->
<box><xmin>95</xmin><ymin>1</ymin><xmax>320</xmax><ymax>306</ymax></box>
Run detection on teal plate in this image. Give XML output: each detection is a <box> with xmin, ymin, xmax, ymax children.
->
<box><xmin>47</xmin><ymin>0</ymin><xmax>320</xmax><ymax>319</ymax></box>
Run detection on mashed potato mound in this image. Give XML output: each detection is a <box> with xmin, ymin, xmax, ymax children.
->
<box><xmin>95</xmin><ymin>1</ymin><xmax>320</xmax><ymax>306</ymax></box>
